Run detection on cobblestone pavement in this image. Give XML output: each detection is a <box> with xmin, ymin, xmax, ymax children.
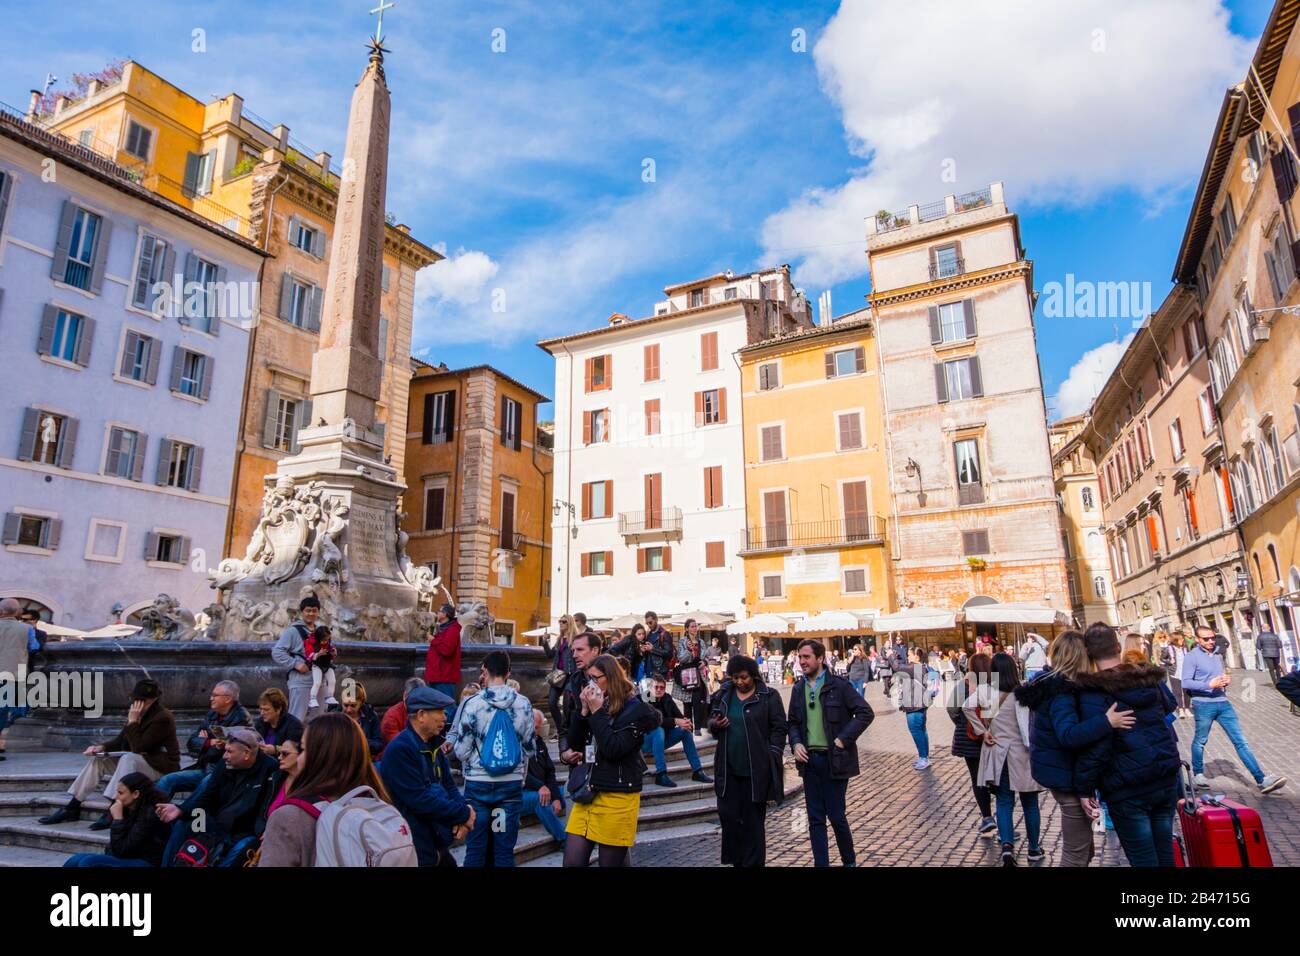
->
<box><xmin>635</xmin><ymin>671</ymin><xmax>1300</xmax><ymax>867</ymax></box>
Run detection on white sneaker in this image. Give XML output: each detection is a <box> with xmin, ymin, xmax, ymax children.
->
<box><xmin>1260</xmin><ymin>774</ymin><xmax>1287</xmax><ymax>794</ymax></box>
<box><xmin>1193</xmin><ymin>772</ymin><xmax>1212</xmax><ymax>789</ymax></box>
<box><xmin>309</xmin><ymin>698</ymin><xmax>319</xmax><ymax>709</ymax></box>
<box><xmin>913</xmin><ymin>758</ymin><xmax>931</xmax><ymax>771</ymax></box>
<box><xmin>325</xmin><ymin>696</ymin><xmax>338</xmax><ymax>706</ymax></box>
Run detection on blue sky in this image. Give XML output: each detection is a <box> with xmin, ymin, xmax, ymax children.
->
<box><xmin>1</xmin><ymin>0</ymin><xmax>1277</xmax><ymax>418</ymax></box>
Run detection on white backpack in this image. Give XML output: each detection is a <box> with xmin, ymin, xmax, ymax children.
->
<box><xmin>311</xmin><ymin>786</ymin><xmax>417</xmax><ymax>867</ymax></box>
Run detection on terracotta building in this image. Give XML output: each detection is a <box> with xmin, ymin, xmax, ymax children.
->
<box><xmin>1082</xmin><ymin>287</ymin><xmax>1251</xmax><ymax>658</ymax></box>
<box><xmin>37</xmin><ymin>61</ymin><xmax>441</xmax><ymax>559</ymax></box>
<box><xmin>1049</xmin><ymin>415</ymin><xmax>1118</xmax><ymax>626</ymax></box>
<box><xmin>866</xmin><ymin>182</ymin><xmax>1069</xmax><ymax>638</ymax></box>
<box><xmin>1170</xmin><ymin>0</ymin><xmax>1300</xmax><ymax>669</ymax></box>
<box><xmin>401</xmin><ymin>361</ymin><xmax>552</xmax><ymax>643</ymax></box>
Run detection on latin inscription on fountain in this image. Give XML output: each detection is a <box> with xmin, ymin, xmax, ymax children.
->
<box><xmin>347</xmin><ymin>505</ymin><xmax>392</xmax><ymax>575</ymax></box>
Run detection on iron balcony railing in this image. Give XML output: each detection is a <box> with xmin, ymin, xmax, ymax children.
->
<box><xmin>500</xmin><ymin>531</ymin><xmax>526</xmax><ymax>554</ymax></box>
<box><xmin>930</xmin><ymin>257</ymin><xmax>966</xmax><ymax>281</ymax></box>
<box><xmin>619</xmin><ymin>507</ymin><xmax>683</xmax><ymax>536</ymax></box>
<box><xmin>744</xmin><ymin>516</ymin><xmax>884</xmax><ymax>552</ymax></box>
<box><xmin>958</xmin><ymin>482</ymin><xmax>985</xmax><ymax>505</ymax></box>
<box><xmin>955</xmin><ymin>187</ymin><xmax>993</xmax><ymax>212</ymax></box>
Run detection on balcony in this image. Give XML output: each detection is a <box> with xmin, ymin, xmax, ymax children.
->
<box><xmin>929</xmin><ymin>257</ymin><xmax>966</xmax><ymax>282</ymax></box>
<box><xmin>868</xmin><ymin>183</ymin><xmax>1003</xmax><ymax>244</ymax></box>
<box><xmin>958</xmin><ymin>482</ymin><xmax>985</xmax><ymax>505</ymax></box>
<box><xmin>619</xmin><ymin>507</ymin><xmax>683</xmax><ymax>540</ymax></box>
<box><xmin>499</xmin><ymin>531</ymin><xmax>526</xmax><ymax>555</ymax></box>
<box><xmin>742</xmin><ymin>516</ymin><xmax>885</xmax><ymax>553</ymax></box>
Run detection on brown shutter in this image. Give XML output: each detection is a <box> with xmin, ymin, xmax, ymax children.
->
<box><xmin>694</xmin><ymin>391</ymin><xmax>704</xmax><ymax>427</ymax></box>
<box><xmin>718</xmin><ymin>388</ymin><xmax>727</xmax><ymax>424</ymax></box>
<box><xmin>952</xmin><ymin>239</ymin><xmax>963</xmax><ymax>271</ymax></box>
<box><xmin>963</xmin><ymin>299</ymin><xmax>977</xmax><ymax>338</ymax></box>
<box><xmin>584</xmin><ymin>358</ymin><xmax>592</xmax><ymax>393</ymax></box>
<box><xmin>702</xmin><ymin>332</ymin><xmax>718</xmax><ymax>371</ymax></box>
<box><xmin>935</xmin><ymin>363</ymin><xmax>949</xmax><ymax>403</ymax></box>
<box><xmin>603</xmin><ymin>408</ymin><xmax>610</xmax><ymax>442</ymax></box>
<box><xmin>663</xmin><ymin>546</ymin><xmax>672</xmax><ymax>572</ymax></box>
<box><xmin>604</xmin><ymin>480</ymin><xmax>613</xmax><ymax>517</ymax></box>
<box><xmin>928</xmin><ymin>306</ymin><xmax>942</xmax><ymax>344</ymax></box>
<box><xmin>705</xmin><ymin>541</ymin><xmax>724</xmax><ymax>568</ymax></box>
<box><xmin>580</xmin><ymin>553</ymin><xmax>590</xmax><ymax>577</ymax></box>
<box><xmin>824</xmin><ymin>352</ymin><xmax>835</xmax><ymax>378</ymax></box>
<box><xmin>969</xmin><ymin>356</ymin><xmax>984</xmax><ymax>397</ymax></box>
<box><xmin>501</xmin><ymin>491</ymin><xmax>516</xmax><ymax>548</ymax></box>
<box><xmin>422</xmin><ymin>393</ymin><xmax>434</xmax><ymax>444</ymax></box>
<box><xmin>637</xmin><ymin>548</ymin><xmax>646</xmax><ymax>574</ymax></box>
<box><xmin>928</xmin><ymin>246</ymin><xmax>938</xmax><ymax>278</ymax></box>
<box><xmin>843</xmin><ymin>480</ymin><xmax>869</xmax><ymax>538</ymax></box>
<box><xmin>854</xmin><ymin>347</ymin><xmax>865</xmax><ymax>372</ymax></box>
<box><xmin>645</xmin><ymin>398</ymin><xmax>660</xmax><ymax>435</ymax></box>
<box><xmin>582</xmin><ymin>410</ymin><xmax>592</xmax><ymax>445</ymax></box>
<box><xmin>582</xmin><ymin>482</ymin><xmax>592</xmax><ymax>520</ymax></box>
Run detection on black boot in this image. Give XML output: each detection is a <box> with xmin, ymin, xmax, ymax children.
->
<box><xmin>691</xmin><ymin>769</ymin><xmax>713</xmax><ymax>783</ymax></box>
<box><xmin>88</xmin><ymin>811</ymin><xmax>113</xmax><ymax>831</ymax></box>
<box><xmin>38</xmin><ymin>798</ymin><xmax>81</xmax><ymax>825</ymax></box>
<box><xmin>654</xmin><ymin>772</ymin><xmax>677</xmax><ymax>788</ymax></box>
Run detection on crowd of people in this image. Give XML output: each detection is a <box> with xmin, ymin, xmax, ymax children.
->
<box><xmin>6</xmin><ymin>588</ymin><xmax>1298</xmax><ymax>869</ymax></box>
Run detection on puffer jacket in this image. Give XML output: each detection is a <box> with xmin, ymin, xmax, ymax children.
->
<box><xmin>1014</xmin><ymin>670</ymin><xmax>1115</xmax><ymax>793</ymax></box>
<box><xmin>1073</xmin><ymin>664</ymin><xmax>1180</xmax><ymax>803</ymax></box>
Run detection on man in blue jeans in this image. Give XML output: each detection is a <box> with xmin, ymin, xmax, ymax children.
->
<box><xmin>897</xmin><ymin>646</ymin><xmax>931</xmax><ymax>770</ymax></box>
<box><xmin>642</xmin><ymin>677</ymin><xmax>712</xmax><ymax>787</ymax></box>
<box><xmin>1183</xmin><ymin>626</ymin><xmax>1287</xmax><ymax>795</ymax></box>
<box><xmin>449</xmin><ymin>650</ymin><xmax>535</xmax><ymax>866</ymax></box>
<box><xmin>521</xmin><ymin>710</ymin><xmax>567</xmax><ymax>843</ymax></box>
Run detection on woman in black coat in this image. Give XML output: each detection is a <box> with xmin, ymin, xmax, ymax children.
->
<box><xmin>708</xmin><ymin>655</ymin><xmax>787</xmax><ymax>867</ymax></box>
<box><xmin>64</xmin><ymin>772</ymin><xmax>170</xmax><ymax>867</ymax></box>
<box><xmin>949</xmin><ymin>652</ymin><xmax>997</xmax><ymax>837</ymax></box>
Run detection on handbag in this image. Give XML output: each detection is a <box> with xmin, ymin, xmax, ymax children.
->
<box><xmin>565</xmin><ymin>761</ymin><xmax>597</xmax><ymax>804</ymax></box>
<box><xmin>965</xmin><ymin>706</ymin><xmax>987</xmax><ymax>742</ymax></box>
<box><xmin>679</xmin><ymin>665</ymin><xmax>701</xmax><ymax>689</ymax></box>
<box><xmin>546</xmin><ymin>669</ymin><xmax>569</xmax><ymax>689</ymax></box>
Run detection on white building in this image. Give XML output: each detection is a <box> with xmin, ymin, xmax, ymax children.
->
<box><xmin>0</xmin><ymin>109</ymin><xmax>264</xmax><ymax>628</ymax></box>
<box><xmin>539</xmin><ymin>266</ymin><xmax>811</xmax><ymax>621</ymax></box>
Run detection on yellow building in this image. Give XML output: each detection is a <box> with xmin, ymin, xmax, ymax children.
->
<box><xmin>737</xmin><ymin>309</ymin><xmax>895</xmax><ymax>643</ymax></box>
<box><xmin>1049</xmin><ymin>414</ymin><xmax>1117</xmax><ymax>626</ymax></box>
<box><xmin>35</xmin><ymin>60</ymin><xmax>441</xmax><ymax>559</ymax></box>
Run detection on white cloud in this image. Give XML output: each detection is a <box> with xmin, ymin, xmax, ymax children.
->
<box><xmin>761</xmin><ymin>0</ymin><xmax>1253</xmax><ymax>288</ymax></box>
<box><xmin>417</xmin><ymin>248</ymin><xmax>499</xmax><ymax>306</ymax></box>
<box><xmin>1051</xmin><ymin>333</ymin><xmax>1135</xmax><ymax>417</ymax></box>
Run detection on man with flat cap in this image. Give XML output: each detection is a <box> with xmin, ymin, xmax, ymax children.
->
<box><xmin>379</xmin><ymin>685</ymin><xmax>474</xmax><ymax>867</ymax></box>
<box><xmin>424</xmin><ymin>603</ymin><xmax>463</xmax><ymax>700</ymax></box>
<box><xmin>39</xmin><ymin>678</ymin><xmax>180</xmax><ymax>830</ymax></box>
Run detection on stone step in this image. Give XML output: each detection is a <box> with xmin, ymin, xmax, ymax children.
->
<box><xmin>0</xmin><ymin>819</ymin><xmax>110</xmax><ymax>855</ymax></box>
<box><xmin>0</xmin><ymin>793</ymin><xmax>111</xmax><ymax>817</ymax></box>
<box><xmin>0</xmin><ymin>844</ymin><xmax>75</xmax><ymax>867</ymax></box>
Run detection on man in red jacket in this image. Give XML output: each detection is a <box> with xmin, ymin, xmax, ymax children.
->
<box><xmin>424</xmin><ymin>604</ymin><xmax>462</xmax><ymax>699</ymax></box>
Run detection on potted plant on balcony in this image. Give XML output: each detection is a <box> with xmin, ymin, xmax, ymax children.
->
<box><xmin>875</xmin><ymin>209</ymin><xmax>892</xmax><ymax>227</ymax></box>
<box><xmin>966</xmin><ymin>557</ymin><xmax>987</xmax><ymax>571</ymax></box>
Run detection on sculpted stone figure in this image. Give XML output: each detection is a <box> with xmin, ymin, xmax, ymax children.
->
<box><xmin>137</xmin><ymin>594</ymin><xmax>197</xmax><ymax>641</ymax></box>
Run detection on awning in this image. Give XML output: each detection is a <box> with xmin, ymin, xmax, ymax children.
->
<box><xmin>41</xmin><ymin>622</ymin><xmax>90</xmax><ymax>638</ymax></box>
<box><xmin>522</xmin><ymin>626</ymin><xmax>554</xmax><ymax>639</ymax></box>
<box><xmin>664</xmin><ymin>611</ymin><xmax>734</xmax><ymax>628</ymax></box>
<box><xmin>794</xmin><ymin>611</ymin><xmax>873</xmax><ymax>635</ymax></box>
<box><xmin>962</xmin><ymin>603</ymin><xmax>1069</xmax><ymax>626</ymax></box>
<box><xmin>81</xmin><ymin>624</ymin><xmax>143</xmax><ymax>638</ymax></box>
<box><xmin>726</xmin><ymin>614</ymin><xmax>794</xmax><ymax>636</ymax></box>
<box><xmin>871</xmin><ymin>607</ymin><xmax>957</xmax><ymax>631</ymax></box>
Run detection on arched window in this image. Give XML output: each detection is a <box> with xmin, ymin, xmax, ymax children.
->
<box><xmin>1267</xmin><ymin>544</ymin><xmax>1281</xmax><ymax>584</ymax></box>
<box><xmin>1253</xmin><ymin>553</ymin><xmax>1263</xmax><ymax>589</ymax></box>
<box><xmin>1094</xmin><ymin>575</ymin><xmax>1107</xmax><ymax>598</ymax></box>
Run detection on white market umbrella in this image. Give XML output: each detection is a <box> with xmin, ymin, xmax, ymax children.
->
<box><xmin>794</xmin><ymin>611</ymin><xmax>871</xmax><ymax>635</ymax></box>
<box><xmin>81</xmin><ymin>623</ymin><xmax>143</xmax><ymax>638</ymax></box>
<box><xmin>41</xmin><ymin>622</ymin><xmax>88</xmax><ymax>638</ymax></box>
<box><xmin>726</xmin><ymin>614</ymin><xmax>794</xmax><ymax>637</ymax></box>
<box><xmin>962</xmin><ymin>602</ymin><xmax>1068</xmax><ymax>626</ymax></box>
<box><xmin>664</xmin><ymin>611</ymin><xmax>734</xmax><ymax>628</ymax></box>
<box><xmin>871</xmin><ymin>607</ymin><xmax>956</xmax><ymax>632</ymax></box>
<box><xmin>522</xmin><ymin>626</ymin><xmax>554</xmax><ymax>638</ymax></box>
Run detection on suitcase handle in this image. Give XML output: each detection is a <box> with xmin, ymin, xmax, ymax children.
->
<box><xmin>1179</xmin><ymin>760</ymin><xmax>1199</xmax><ymax>811</ymax></box>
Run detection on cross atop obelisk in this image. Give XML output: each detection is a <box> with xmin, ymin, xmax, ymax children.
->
<box><xmin>370</xmin><ymin>0</ymin><xmax>396</xmax><ymax>45</ymax></box>
<box><xmin>307</xmin><ymin>9</ymin><xmax>393</xmax><ymax>441</ymax></box>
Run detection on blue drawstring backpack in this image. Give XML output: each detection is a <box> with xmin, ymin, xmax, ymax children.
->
<box><xmin>480</xmin><ymin>694</ymin><xmax>523</xmax><ymax>776</ymax></box>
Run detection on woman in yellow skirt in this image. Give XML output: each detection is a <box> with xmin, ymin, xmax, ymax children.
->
<box><xmin>563</xmin><ymin>653</ymin><xmax>660</xmax><ymax>866</ymax></box>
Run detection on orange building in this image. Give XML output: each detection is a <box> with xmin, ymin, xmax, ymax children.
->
<box><xmin>402</xmin><ymin>361</ymin><xmax>553</xmax><ymax>643</ymax></box>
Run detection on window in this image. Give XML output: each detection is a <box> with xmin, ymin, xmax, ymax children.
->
<box><xmin>701</xmin><ymin>331</ymin><xmax>719</xmax><ymax>371</ymax></box>
<box><xmin>760</xmin><ymin>424</ymin><xmax>784</xmax><ymax>462</ymax></box>
<box><xmin>175</xmin><ymin>350</ymin><xmax>208</xmax><ymax>398</ymax></box>
<box><xmin>1081</xmin><ymin>486</ymin><xmax>1094</xmax><ymax>510</ymax></box>
<box><xmin>182</xmin><ymin>254</ymin><xmax>223</xmax><ymax>332</ymax></box>
<box><xmin>157</xmin><ymin>440</ymin><xmax>201</xmax><ymax>491</ymax></box>
<box><xmin>288</xmin><ymin>217</ymin><xmax>323</xmax><ymax>256</ymax></box>
<box><xmin>837</xmin><ymin>412</ymin><xmax>863</xmax><ymax>450</ymax></box>
<box><xmin>758</xmin><ymin>362</ymin><xmax>780</xmax><ymax>390</ymax></box>
<box><xmin>1217</xmin><ymin>195</ymin><xmax>1236</xmax><ymax>247</ymax></box>
<box><xmin>762</xmin><ymin>491</ymin><xmax>787</xmax><ymax>548</ymax></box>
<box><xmin>123</xmin><ymin>120</ymin><xmax>152</xmax><ymax>160</ymax></box>
<box><xmin>265</xmin><ymin>392</ymin><xmax>303</xmax><ymax>453</ymax></box>
<box><xmin>939</xmin><ymin>357</ymin><xmax>983</xmax><ymax>402</ymax></box>
<box><xmin>421</xmin><ymin>389</ymin><xmax>456</xmax><ymax>445</ymax></box>
<box><xmin>581</xmin><ymin>551</ymin><xmax>612</xmax><ymax>576</ymax></box>
<box><xmin>954</xmin><ymin>438</ymin><xmax>983</xmax><ymax>504</ymax></box>
<box><xmin>18</xmin><ymin>409</ymin><xmax>75</xmax><ymax>467</ymax></box>
<box><xmin>826</xmin><ymin>347</ymin><xmax>865</xmax><ymax>378</ymax></box>
<box><xmin>501</xmin><ymin>396</ymin><xmax>522</xmax><ymax>450</ymax></box>
<box><xmin>585</xmin><ymin>355</ymin><xmax>611</xmax><ymax>392</ymax></box>
<box><xmin>132</xmin><ymin>234</ymin><xmax>171</xmax><ymax>311</ymax></box>
<box><xmin>1169</xmin><ymin>418</ymin><xmax>1185</xmax><ymax>460</ymax></box>
<box><xmin>1266</xmin><ymin>425</ymin><xmax>1286</xmax><ymax>493</ymax></box>
<box><xmin>58</xmin><ymin>207</ymin><xmax>103</xmax><ymax>290</ymax></box>
<box><xmin>704</xmin><ymin>541</ymin><xmax>726</xmax><ymax>569</ymax></box>
<box><xmin>583</xmin><ymin>408</ymin><xmax>610</xmax><ymax>445</ymax></box>
<box><xmin>932</xmin><ymin>243</ymin><xmax>962</xmax><ymax>279</ymax></box>
<box><xmin>1137</xmin><ymin>419</ymin><xmax>1150</xmax><ymax>463</ymax></box>
<box><xmin>496</xmin><ymin>562</ymin><xmax>515</xmax><ymax>589</ymax></box>
<box><xmin>423</xmin><ymin>485</ymin><xmax>446</xmax><ymax>531</ymax></box>
<box><xmin>41</xmin><ymin>308</ymin><xmax>86</xmax><ymax>364</ymax></box>
<box><xmin>703</xmin><ymin>466</ymin><xmax>723</xmax><ymax>509</ymax></box>
<box><xmin>1268</xmin><ymin>544</ymin><xmax>1282</xmax><ymax>584</ymax></box>
<box><xmin>500</xmin><ymin>488</ymin><xmax>517</xmax><ymax>551</ymax></box>
<box><xmin>147</xmin><ymin>532</ymin><xmax>187</xmax><ymax>565</ymax></box>
<box><xmin>760</xmin><ymin>573</ymin><xmax>783</xmax><ymax>598</ymax></box>
<box><xmin>2</xmin><ymin>513</ymin><xmax>60</xmax><ymax>551</ymax></box>
<box><xmin>696</xmin><ymin>388</ymin><xmax>726</xmax><ymax>426</ymax></box>
<box><xmin>930</xmin><ymin>300</ymin><xmax>975</xmax><ymax>344</ymax></box>
<box><xmin>644</xmin><ymin>398</ymin><xmax>661</xmax><ymax>436</ymax></box>
<box><xmin>689</xmin><ymin>289</ymin><xmax>704</xmax><ymax>308</ymax></box>
<box><xmin>1198</xmin><ymin>388</ymin><xmax>1216</xmax><ymax>435</ymax></box>
<box><xmin>582</xmin><ymin>480</ymin><xmax>612</xmax><ymax>520</ymax></box>
<box><xmin>638</xmin><ymin>546</ymin><xmax>670</xmax><ymax>573</ymax></box>
<box><xmin>962</xmin><ymin>529</ymin><xmax>990</xmax><ymax>555</ymax></box>
<box><xmin>1094</xmin><ymin>575</ymin><xmax>1107</xmax><ymax>598</ymax></box>
<box><xmin>842</xmin><ymin>480</ymin><xmax>871</xmax><ymax>539</ymax></box>
<box><xmin>1266</xmin><ymin>223</ymin><xmax>1295</xmax><ymax>300</ymax></box>
<box><xmin>1208</xmin><ymin>232</ymin><xmax>1223</xmax><ymax>277</ymax></box>
<box><xmin>104</xmin><ymin>427</ymin><xmax>143</xmax><ymax>480</ymax></box>
<box><xmin>280</xmin><ymin>275</ymin><xmax>320</xmax><ymax>330</ymax></box>
<box><xmin>723</xmin><ymin>286</ymin><xmax>737</xmax><ymax>300</ymax></box>
<box><xmin>643</xmin><ymin>344</ymin><xmax>660</xmax><ymax>382</ymax></box>
<box><xmin>77</xmin><ymin>129</ymin><xmax>94</xmax><ymax>147</ymax></box>
<box><xmin>182</xmin><ymin>151</ymin><xmax>214</xmax><ymax>198</ymax></box>
<box><xmin>843</xmin><ymin>568</ymin><xmax>868</xmax><ymax>594</ymax></box>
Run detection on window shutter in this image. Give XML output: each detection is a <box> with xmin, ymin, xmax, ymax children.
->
<box><xmin>1271</xmin><ymin>148</ymin><xmax>1297</xmax><ymax>204</ymax></box>
<box><xmin>382</xmin><ymin>263</ymin><xmax>391</xmax><ymax>291</ymax></box>
<box><xmin>145</xmin><ymin>532</ymin><xmax>159</xmax><ymax>561</ymax></box>
<box><xmin>604</xmin><ymin>551</ymin><xmax>613</xmax><ymax>574</ymax></box>
<box><xmin>637</xmin><ymin>549</ymin><xmax>646</xmax><ymax>574</ymax></box>
<box><xmin>663</xmin><ymin>546</ymin><xmax>673</xmax><ymax>572</ymax></box>
<box><xmin>583</xmin><ymin>410</ymin><xmax>592</xmax><ymax>445</ymax></box>
<box><xmin>2</xmin><ymin>513</ymin><xmax>19</xmax><ymax>545</ymax></box>
<box><xmin>313</xmin><ymin>227</ymin><xmax>327</xmax><ymax>259</ymax></box>
<box><xmin>928</xmin><ymin>246</ymin><xmax>938</xmax><ymax>278</ymax></box>
<box><xmin>105</xmin><ymin>428</ymin><xmax>122</xmax><ymax>476</ymax></box>
<box><xmin>513</xmin><ymin>403</ymin><xmax>522</xmax><ymax>451</ymax></box>
<box><xmin>969</xmin><ymin>356</ymin><xmax>984</xmax><ymax>397</ymax></box>
<box><xmin>42</xmin><ymin>518</ymin><xmax>62</xmax><ymax>550</ymax></box>
<box><xmin>56</xmin><ymin>418</ymin><xmax>77</xmax><ymax>468</ymax></box>
<box><xmin>287</xmin><ymin>216</ymin><xmax>300</xmax><ymax>248</ymax></box>
<box><xmin>605</xmin><ymin>354</ymin><xmax>612</xmax><ymax>388</ymax></box>
<box><xmin>963</xmin><ymin>299</ymin><xmax>977</xmax><ymax>338</ymax></box>
<box><xmin>0</xmin><ymin>171</ymin><xmax>12</xmax><ymax>233</ymax></box>
<box><xmin>718</xmin><ymin>387</ymin><xmax>728</xmax><ymax>424</ymax></box>
<box><xmin>160</xmin><ymin>244</ymin><xmax>176</xmax><ymax>294</ymax></box>
<box><xmin>208</xmin><ymin>266</ymin><xmax>227</xmax><ymax>334</ymax></box>
<box><xmin>928</xmin><ymin>306</ymin><xmax>941</xmax><ymax>344</ymax></box>
<box><xmin>50</xmin><ymin>200</ymin><xmax>77</xmax><ymax>282</ymax></box>
<box><xmin>694</xmin><ymin>391</ymin><xmax>704</xmax><ymax>427</ymax></box>
<box><xmin>177</xmin><ymin>536</ymin><xmax>192</xmax><ymax>565</ymax></box>
<box><xmin>263</xmin><ymin>390</ymin><xmax>282</xmax><ymax>447</ymax></box>
<box><xmin>443</xmin><ymin>391</ymin><xmax>456</xmax><ymax>442</ymax></box>
<box><xmin>74</xmin><ymin>316</ymin><xmax>95</xmax><ymax>366</ymax></box>
<box><xmin>293</xmin><ymin>400</ymin><xmax>313</xmax><ymax>453</ymax></box>
<box><xmin>145</xmin><ymin>336</ymin><xmax>162</xmax><ymax>385</ymax></box>
<box><xmin>582</xmin><ymin>482</ymin><xmax>592</xmax><ymax>520</ymax></box>
<box><xmin>37</xmin><ymin>305</ymin><xmax>58</xmax><ymax>355</ymax></box>
<box><xmin>307</xmin><ymin>285</ymin><xmax>323</xmax><ymax>332</ymax></box>
<box><xmin>824</xmin><ymin>352</ymin><xmax>835</xmax><ymax>378</ymax></box>
<box><xmin>133</xmin><ymin>236</ymin><xmax>157</xmax><ymax>308</ymax></box>
<box><xmin>580</xmin><ymin>553</ymin><xmax>590</xmax><ymax>577</ymax></box>
<box><xmin>704</xmin><ymin>467</ymin><xmax>713</xmax><ymax>508</ymax></box>
<box><xmin>17</xmin><ymin>407</ymin><xmax>39</xmax><ymax>460</ymax></box>
<box><xmin>120</xmin><ymin>331</ymin><xmax>139</xmax><ymax>377</ymax></box>
<box><xmin>500</xmin><ymin>395</ymin><xmax>507</xmax><ymax>446</ymax></box>
<box><xmin>422</xmin><ymin>393</ymin><xmax>434</xmax><ymax>444</ymax></box>
<box><xmin>179</xmin><ymin>253</ymin><xmax>200</xmax><ymax>326</ymax></box>
<box><xmin>183</xmin><ymin>152</ymin><xmax>203</xmax><ymax>197</ymax></box>
<box><xmin>131</xmin><ymin>433</ymin><xmax>147</xmax><ymax>481</ymax></box>
<box><xmin>278</xmin><ymin>273</ymin><xmax>293</xmax><ymax>320</ymax></box>
<box><xmin>934</xmin><ymin>363</ymin><xmax>949</xmax><ymax>403</ymax></box>
<box><xmin>583</xmin><ymin>358</ymin><xmax>592</xmax><ymax>393</ymax></box>
<box><xmin>169</xmin><ymin>347</ymin><xmax>185</xmax><ymax>392</ymax></box>
<box><xmin>88</xmin><ymin>216</ymin><xmax>112</xmax><ymax>295</ymax></box>
<box><xmin>854</xmin><ymin>346</ymin><xmax>865</xmax><ymax>372</ymax></box>
<box><xmin>155</xmin><ymin>439</ymin><xmax>173</xmax><ymax>485</ymax></box>
<box><xmin>198</xmin><ymin>356</ymin><xmax>214</xmax><ymax>400</ymax></box>
<box><xmin>378</xmin><ymin>316</ymin><xmax>389</xmax><ymax>360</ymax></box>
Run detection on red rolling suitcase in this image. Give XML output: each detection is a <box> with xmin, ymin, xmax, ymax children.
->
<box><xmin>1175</xmin><ymin>762</ymin><xmax>1273</xmax><ymax>867</ymax></box>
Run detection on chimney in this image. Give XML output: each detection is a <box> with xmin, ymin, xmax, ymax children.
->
<box><xmin>817</xmin><ymin>290</ymin><xmax>833</xmax><ymax>326</ymax></box>
<box><xmin>315</xmin><ymin>150</ymin><xmax>331</xmax><ymax>172</ymax></box>
<box><xmin>27</xmin><ymin>89</ymin><xmax>41</xmax><ymax>120</ymax></box>
<box><xmin>54</xmin><ymin>95</ymin><xmax>68</xmax><ymax>117</ymax></box>
<box><xmin>272</xmin><ymin>123</ymin><xmax>289</xmax><ymax>153</ymax></box>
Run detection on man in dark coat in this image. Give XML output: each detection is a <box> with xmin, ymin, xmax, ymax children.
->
<box><xmin>1256</xmin><ymin>631</ymin><xmax>1284</xmax><ymax>683</ymax></box>
<box><xmin>157</xmin><ymin>680</ymin><xmax>252</xmax><ymax>799</ymax></box>
<box><xmin>786</xmin><ymin>639</ymin><xmax>873</xmax><ymax>867</ymax></box>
